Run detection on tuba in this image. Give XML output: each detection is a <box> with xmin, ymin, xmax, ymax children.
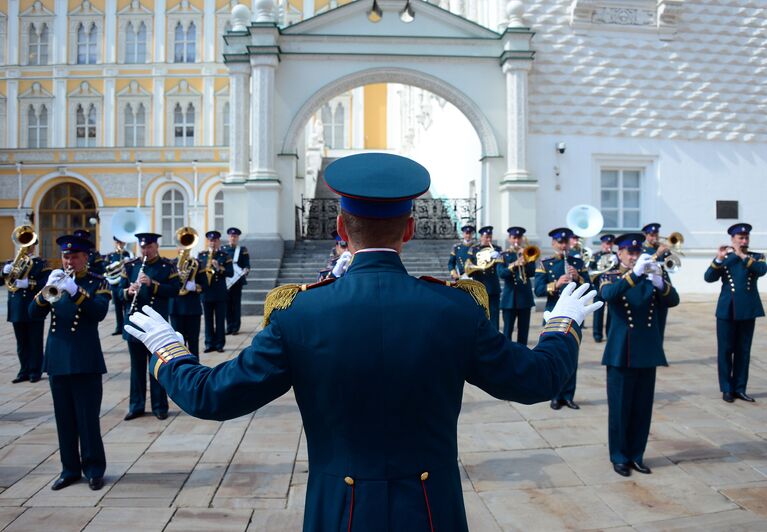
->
<box><xmin>176</xmin><ymin>227</ymin><xmax>199</xmax><ymax>296</ymax></box>
<box><xmin>5</xmin><ymin>225</ymin><xmax>38</xmax><ymax>292</ymax></box>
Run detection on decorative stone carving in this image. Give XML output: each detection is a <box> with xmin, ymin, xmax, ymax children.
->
<box><xmin>592</xmin><ymin>7</ymin><xmax>654</xmax><ymax>26</ymax></box>
<box><xmin>253</xmin><ymin>0</ymin><xmax>276</xmax><ymax>23</ymax></box>
<box><xmin>231</xmin><ymin>4</ymin><xmax>251</xmax><ymax>31</ymax></box>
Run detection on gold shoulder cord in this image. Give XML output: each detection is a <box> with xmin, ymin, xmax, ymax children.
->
<box><xmin>455</xmin><ymin>279</ymin><xmax>490</xmax><ymax>319</ymax></box>
<box><xmin>262</xmin><ymin>284</ymin><xmax>301</xmax><ymax>327</ymax></box>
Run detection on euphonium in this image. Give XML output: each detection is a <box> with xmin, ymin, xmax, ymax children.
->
<box><xmin>5</xmin><ymin>225</ymin><xmax>38</xmax><ymax>292</ymax></box>
<box><xmin>176</xmin><ymin>226</ymin><xmax>199</xmax><ymax>296</ymax></box>
<box><xmin>41</xmin><ymin>267</ymin><xmax>75</xmax><ymax>303</ymax></box>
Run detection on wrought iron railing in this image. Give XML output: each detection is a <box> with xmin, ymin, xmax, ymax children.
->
<box><xmin>298</xmin><ymin>197</ymin><xmax>477</xmax><ymax>240</ymax></box>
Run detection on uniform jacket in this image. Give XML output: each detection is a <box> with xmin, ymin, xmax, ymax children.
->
<box><xmin>119</xmin><ymin>256</ymin><xmax>180</xmax><ymax>341</ymax></box>
<box><xmin>88</xmin><ymin>250</ymin><xmax>106</xmax><ymax>276</ymax></box>
<box><xmin>534</xmin><ymin>254</ymin><xmax>590</xmax><ymax>311</ymax></box>
<box><xmin>3</xmin><ymin>257</ymin><xmax>51</xmax><ymax>322</ymax></box>
<box><xmin>599</xmin><ymin>267</ymin><xmax>680</xmax><ymax>368</ymax></box>
<box><xmin>147</xmin><ymin>251</ymin><xmax>582</xmax><ymax>532</ymax></box>
<box><xmin>704</xmin><ymin>251</ymin><xmax>766</xmax><ymax>320</ymax></box>
<box><xmin>29</xmin><ymin>270</ymin><xmax>110</xmax><ymax>375</ymax></box>
<box><xmin>448</xmin><ymin>241</ymin><xmax>473</xmax><ymax>277</ymax></box>
<box><xmin>196</xmin><ymin>249</ymin><xmax>233</xmax><ymax>303</ymax></box>
<box><xmin>497</xmin><ymin>250</ymin><xmax>535</xmax><ymax>309</ymax></box>
<box><xmin>169</xmin><ymin>257</ymin><xmax>203</xmax><ymax>317</ymax></box>
<box><xmin>221</xmin><ymin>244</ymin><xmax>250</xmax><ymax>287</ymax></box>
<box><xmin>467</xmin><ymin>244</ymin><xmax>502</xmax><ymax>296</ymax></box>
<box><xmin>589</xmin><ymin>250</ymin><xmax>618</xmax><ymax>290</ymax></box>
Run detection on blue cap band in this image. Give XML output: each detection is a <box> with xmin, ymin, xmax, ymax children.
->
<box><xmin>340</xmin><ymin>196</ymin><xmax>413</xmax><ymax>218</ymax></box>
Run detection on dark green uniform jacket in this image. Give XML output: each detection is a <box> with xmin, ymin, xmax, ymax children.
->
<box><xmin>703</xmin><ymin>251</ymin><xmax>766</xmax><ymax>320</ymax></box>
<box><xmin>466</xmin><ymin>244</ymin><xmax>502</xmax><ymax>295</ymax></box>
<box><xmin>447</xmin><ymin>241</ymin><xmax>472</xmax><ymax>278</ymax></box>
<box><xmin>196</xmin><ymin>249</ymin><xmax>233</xmax><ymax>303</ymax></box>
<box><xmin>497</xmin><ymin>250</ymin><xmax>535</xmax><ymax>309</ymax></box>
<box><xmin>534</xmin><ymin>254</ymin><xmax>590</xmax><ymax>311</ymax></box>
<box><xmin>221</xmin><ymin>244</ymin><xmax>250</xmax><ymax>287</ymax></box>
<box><xmin>3</xmin><ymin>257</ymin><xmax>51</xmax><ymax>322</ymax></box>
<box><xmin>119</xmin><ymin>256</ymin><xmax>180</xmax><ymax>340</ymax></box>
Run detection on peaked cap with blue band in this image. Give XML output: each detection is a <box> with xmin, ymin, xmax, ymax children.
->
<box><xmin>206</xmin><ymin>230</ymin><xmax>222</xmax><ymax>240</ymax></box>
<box><xmin>615</xmin><ymin>233</ymin><xmax>645</xmax><ymax>251</ymax></box>
<box><xmin>135</xmin><ymin>232</ymin><xmax>161</xmax><ymax>246</ymax></box>
<box><xmin>226</xmin><ymin>227</ymin><xmax>242</xmax><ymax>236</ymax></box>
<box><xmin>324</xmin><ymin>153</ymin><xmax>430</xmax><ymax>218</ymax></box>
<box><xmin>727</xmin><ymin>222</ymin><xmax>752</xmax><ymax>236</ymax></box>
<box><xmin>478</xmin><ymin>226</ymin><xmax>494</xmax><ymax>236</ymax></box>
<box><xmin>56</xmin><ymin>235</ymin><xmax>93</xmax><ymax>253</ymax></box>
<box><xmin>642</xmin><ymin>223</ymin><xmax>661</xmax><ymax>234</ymax></box>
<box><xmin>461</xmin><ymin>225</ymin><xmax>476</xmax><ymax>233</ymax></box>
<box><xmin>507</xmin><ymin>226</ymin><xmax>526</xmax><ymax>236</ymax></box>
<box><xmin>548</xmin><ymin>227</ymin><xmax>573</xmax><ymax>241</ymax></box>
<box><xmin>600</xmin><ymin>234</ymin><xmax>616</xmax><ymax>243</ymax></box>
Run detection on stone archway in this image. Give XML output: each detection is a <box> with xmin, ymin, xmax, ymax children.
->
<box><xmin>37</xmin><ymin>181</ymin><xmax>98</xmax><ymax>260</ymax></box>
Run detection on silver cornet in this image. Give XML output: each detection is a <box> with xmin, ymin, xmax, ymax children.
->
<box><xmin>41</xmin><ymin>268</ymin><xmax>75</xmax><ymax>303</ymax></box>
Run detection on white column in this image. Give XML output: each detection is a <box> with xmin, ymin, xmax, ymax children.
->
<box><xmin>53</xmin><ymin>76</ymin><xmax>67</xmax><ymax>147</ymax></box>
<box><xmin>502</xmin><ymin>61</ymin><xmax>531</xmax><ymax>181</ymax></box>
<box><xmin>8</xmin><ymin>0</ymin><xmax>19</xmax><ymax>65</ymax></box>
<box><xmin>6</xmin><ymin>79</ymin><xmax>18</xmax><ymax>148</ymax></box>
<box><xmin>249</xmin><ymin>55</ymin><xmax>277</xmax><ymax>180</ymax></box>
<box><xmin>203</xmin><ymin>0</ymin><xmax>215</xmax><ymax>62</ymax></box>
<box><xmin>104</xmin><ymin>75</ymin><xmax>116</xmax><ymax>146</ymax></box>
<box><xmin>304</xmin><ymin>0</ymin><xmax>314</xmax><ymax>18</ymax></box>
<box><xmin>227</xmin><ymin>62</ymin><xmax>250</xmax><ymax>183</ymax></box>
<box><xmin>105</xmin><ymin>0</ymin><xmax>117</xmax><ymax>63</ymax></box>
<box><xmin>153</xmin><ymin>76</ymin><xmax>165</xmax><ymax>145</ymax></box>
<box><xmin>203</xmin><ymin>75</ymin><xmax>214</xmax><ymax>145</ymax></box>
<box><xmin>54</xmin><ymin>0</ymin><xmax>68</xmax><ymax>64</ymax></box>
<box><xmin>154</xmin><ymin>0</ymin><xmax>166</xmax><ymax>63</ymax></box>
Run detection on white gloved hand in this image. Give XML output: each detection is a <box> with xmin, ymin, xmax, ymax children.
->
<box><xmin>332</xmin><ymin>251</ymin><xmax>352</xmax><ymax>277</ymax></box>
<box><xmin>184</xmin><ymin>280</ymin><xmax>196</xmax><ymax>291</ymax></box>
<box><xmin>632</xmin><ymin>254</ymin><xmax>653</xmax><ymax>277</ymax></box>
<box><xmin>124</xmin><ymin>305</ymin><xmax>186</xmax><ymax>354</ymax></box>
<box><xmin>45</xmin><ymin>269</ymin><xmax>65</xmax><ymax>286</ymax></box>
<box><xmin>490</xmin><ymin>250</ymin><xmax>501</xmax><ymax>259</ymax></box>
<box><xmin>61</xmin><ymin>275</ymin><xmax>78</xmax><ymax>297</ymax></box>
<box><xmin>546</xmin><ymin>282</ymin><xmax>602</xmax><ymax>326</ymax></box>
<box><xmin>14</xmin><ymin>279</ymin><xmax>29</xmax><ymax>289</ymax></box>
<box><xmin>651</xmin><ymin>272</ymin><xmax>665</xmax><ymax>290</ymax></box>
<box><xmin>2</xmin><ymin>263</ymin><xmax>12</xmax><ymax>275</ymax></box>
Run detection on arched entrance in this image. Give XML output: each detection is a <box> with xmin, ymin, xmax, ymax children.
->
<box><xmin>38</xmin><ymin>182</ymin><xmax>98</xmax><ymax>260</ymax></box>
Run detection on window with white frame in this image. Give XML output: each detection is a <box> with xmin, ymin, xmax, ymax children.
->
<box><xmin>160</xmin><ymin>188</ymin><xmax>186</xmax><ymax>244</ymax></box>
<box><xmin>76</xmin><ymin>21</ymin><xmax>98</xmax><ymax>64</ymax></box>
<box><xmin>27</xmin><ymin>105</ymin><xmax>48</xmax><ymax>148</ymax></box>
<box><xmin>124</xmin><ymin>103</ymin><xmax>146</xmax><ymax>147</ymax></box>
<box><xmin>213</xmin><ymin>190</ymin><xmax>224</xmax><ymax>231</ymax></box>
<box><xmin>222</xmin><ymin>102</ymin><xmax>230</xmax><ymax>146</ymax></box>
<box><xmin>28</xmin><ymin>22</ymin><xmax>49</xmax><ymax>65</ymax></box>
<box><xmin>601</xmin><ymin>168</ymin><xmax>641</xmax><ymax>230</ymax></box>
<box><xmin>75</xmin><ymin>103</ymin><xmax>97</xmax><ymax>147</ymax></box>
<box><xmin>321</xmin><ymin>101</ymin><xmax>347</xmax><ymax>149</ymax></box>
<box><xmin>124</xmin><ymin>21</ymin><xmax>147</xmax><ymax>63</ymax></box>
<box><xmin>173</xmin><ymin>21</ymin><xmax>196</xmax><ymax>63</ymax></box>
<box><xmin>173</xmin><ymin>102</ymin><xmax>195</xmax><ymax>146</ymax></box>
<box><xmin>0</xmin><ymin>15</ymin><xmax>7</xmax><ymax>65</ymax></box>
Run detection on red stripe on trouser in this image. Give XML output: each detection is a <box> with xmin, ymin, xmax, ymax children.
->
<box><xmin>421</xmin><ymin>478</ymin><xmax>435</xmax><ymax>532</ymax></box>
<box><xmin>347</xmin><ymin>484</ymin><xmax>355</xmax><ymax>532</ymax></box>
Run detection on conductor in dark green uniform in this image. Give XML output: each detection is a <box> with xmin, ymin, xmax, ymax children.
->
<box><xmin>30</xmin><ymin>235</ymin><xmax>110</xmax><ymax>491</ymax></box>
<box><xmin>120</xmin><ymin>233</ymin><xmax>180</xmax><ymax>420</ymax></box>
<box><xmin>2</xmin><ymin>242</ymin><xmax>50</xmax><ymax>383</ymax></box>
<box><xmin>105</xmin><ymin>237</ymin><xmax>132</xmax><ymax>335</ymax></box>
<box><xmin>448</xmin><ymin>225</ymin><xmax>475</xmax><ymax>280</ymax></box>
<box><xmin>124</xmin><ymin>153</ymin><xmax>602</xmax><ymax>532</ymax></box>
<box><xmin>599</xmin><ymin>233</ymin><xmax>679</xmax><ymax>477</ymax></box>
<box><xmin>535</xmin><ymin>227</ymin><xmax>590</xmax><ymax>410</ymax></box>
<box><xmin>466</xmin><ymin>226</ymin><xmax>503</xmax><ymax>330</ymax></box>
<box><xmin>197</xmin><ymin>231</ymin><xmax>233</xmax><ymax>353</ymax></box>
<box><xmin>589</xmin><ymin>234</ymin><xmax>618</xmax><ymax>342</ymax></box>
<box><xmin>73</xmin><ymin>229</ymin><xmax>106</xmax><ymax>276</ymax></box>
<box><xmin>497</xmin><ymin>226</ymin><xmax>535</xmax><ymax>345</ymax></box>
<box><xmin>222</xmin><ymin>227</ymin><xmax>250</xmax><ymax>335</ymax></box>
<box><xmin>704</xmin><ymin>223</ymin><xmax>765</xmax><ymax>403</ymax></box>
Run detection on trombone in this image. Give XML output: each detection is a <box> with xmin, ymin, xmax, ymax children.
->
<box><xmin>510</xmin><ymin>238</ymin><xmax>541</xmax><ymax>283</ymax></box>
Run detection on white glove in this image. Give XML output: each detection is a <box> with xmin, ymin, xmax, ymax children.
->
<box><xmin>14</xmin><ymin>279</ymin><xmax>29</xmax><ymax>289</ymax></box>
<box><xmin>544</xmin><ymin>282</ymin><xmax>602</xmax><ymax>326</ymax></box>
<box><xmin>184</xmin><ymin>280</ymin><xmax>196</xmax><ymax>291</ymax></box>
<box><xmin>651</xmin><ymin>272</ymin><xmax>664</xmax><ymax>290</ymax></box>
<box><xmin>124</xmin><ymin>305</ymin><xmax>186</xmax><ymax>354</ymax></box>
<box><xmin>2</xmin><ymin>263</ymin><xmax>11</xmax><ymax>275</ymax></box>
<box><xmin>46</xmin><ymin>269</ymin><xmax>65</xmax><ymax>286</ymax></box>
<box><xmin>490</xmin><ymin>250</ymin><xmax>501</xmax><ymax>259</ymax></box>
<box><xmin>632</xmin><ymin>254</ymin><xmax>653</xmax><ymax>277</ymax></box>
<box><xmin>61</xmin><ymin>276</ymin><xmax>78</xmax><ymax>297</ymax></box>
<box><xmin>332</xmin><ymin>251</ymin><xmax>352</xmax><ymax>277</ymax></box>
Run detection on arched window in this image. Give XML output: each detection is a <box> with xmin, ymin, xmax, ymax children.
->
<box><xmin>125</xmin><ymin>21</ymin><xmax>147</xmax><ymax>63</ymax></box>
<box><xmin>173</xmin><ymin>102</ymin><xmax>195</xmax><ymax>146</ymax></box>
<box><xmin>173</xmin><ymin>21</ymin><xmax>195</xmax><ymax>63</ymax></box>
<box><xmin>124</xmin><ymin>103</ymin><xmax>146</xmax><ymax>147</ymax></box>
<box><xmin>76</xmin><ymin>22</ymin><xmax>98</xmax><ymax>64</ymax></box>
<box><xmin>222</xmin><ymin>101</ymin><xmax>230</xmax><ymax>146</ymax></box>
<box><xmin>39</xmin><ymin>182</ymin><xmax>97</xmax><ymax>260</ymax></box>
<box><xmin>213</xmin><ymin>190</ymin><xmax>224</xmax><ymax>231</ymax></box>
<box><xmin>160</xmin><ymin>188</ymin><xmax>186</xmax><ymax>243</ymax></box>
<box><xmin>321</xmin><ymin>102</ymin><xmax>346</xmax><ymax>149</ymax></box>
<box><xmin>75</xmin><ymin>103</ymin><xmax>97</xmax><ymax>147</ymax></box>
<box><xmin>27</xmin><ymin>105</ymin><xmax>48</xmax><ymax>148</ymax></box>
<box><xmin>28</xmin><ymin>22</ymin><xmax>49</xmax><ymax>65</ymax></box>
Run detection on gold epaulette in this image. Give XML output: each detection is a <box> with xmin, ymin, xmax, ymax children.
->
<box><xmin>262</xmin><ymin>278</ymin><xmax>335</xmax><ymax>327</ymax></box>
<box><xmin>418</xmin><ymin>276</ymin><xmax>490</xmax><ymax>319</ymax></box>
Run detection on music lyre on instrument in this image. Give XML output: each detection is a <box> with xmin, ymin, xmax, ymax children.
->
<box><xmin>5</xmin><ymin>225</ymin><xmax>38</xmax><ymax>292</ymax></box>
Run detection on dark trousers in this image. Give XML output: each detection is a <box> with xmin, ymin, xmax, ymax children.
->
<box><xmin>49</xmin><ymin>374</ymin><xmax>106</xmax><ymax>480</ymax></box>
<box><xmin>171</xmin><ymin>314</ymin><xmax>201</xmax><ymax>357</ymax></box>
<box><xmin>112</xmin><ymin>289</ymin><xmax>125</xmax><ymax>333</ymax></box>
<box><xmin>489</xmin><ymin>295</ymin><xmax>500</xmax><ymax>331</ymax></box>
<box><xmin>592</xmin><ymin>302</ymin><xmax>612</xmax><ymax>341</ymax></box>
<box><xmin>203</xmin><ymin>300</ymin><xmax>226</xmax><ymax>350</ymax></box>
<box><xmin>716</xmin><ymin>318</ymin><xmax>755</xmax><ymax>393</ymax></box>
<box><xmin>226</xmin><ymin>284</ymin><xmax>243</xmax><ymax>334</ymax></box>
<box><xmin>13</xmin><ymin>321</ymin><xmax>44</xmax><ymax>379</ymax></box>
<box><xmin>502</xmin><ymin>308</ymin><xmax>531</xmax><ymax>345</ymax></box>
<box><xmin>606</xmin><ymin>366</ymin><xmax>656</xmax><ymax>465</ymax></box>
<box><xmin>127</xmin><ymin>341</ymin><xmax>168</xmax><ymax>414</ymax></box>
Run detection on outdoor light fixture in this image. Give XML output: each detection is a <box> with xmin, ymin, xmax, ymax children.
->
<box><xmin>367</xmin><ymin>0</ymin><xmax>383</xmax><ymax>22</ymax></box>
<box><xmin>400</xmin><ymin>0</ymin><xmax>415</xmax><ymax>22</ymax></box>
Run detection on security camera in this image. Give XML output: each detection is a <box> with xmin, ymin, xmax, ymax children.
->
<box><xmin>556</xmin><ymin>142</ymin><xmax>566</xmax><ymax>154</ymax></box>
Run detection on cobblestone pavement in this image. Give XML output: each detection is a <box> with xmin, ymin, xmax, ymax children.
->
<box><xmin>0</xmin><ymin>297</ymin><xmax>765</xmax><ymax>531</ymax></box>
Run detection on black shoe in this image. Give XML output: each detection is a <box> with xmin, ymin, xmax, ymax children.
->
<box><xmin>723</xmin><ymin>392</ymin><xmax>735</xmax><ymax>403</ymax></box>
<box><xmin>123</xmin><ymin>411</ymin><xmax>144</xmax><ymax>421</ymax></box>
<box><xmin>29</xmin><ymin>375</ymin><xmax>41</xmax><ymax>383</ymax></box>
<box><xmin>613</xmin><ymin>463</ymin><xmax>631</xmax><ymax>477</ymax></box>
<box><xmin>154</xmin><ymin>411</ymin><xmax>168</xmax><ymax>420</ymax></box>
<box><xmin>735</xmin><ymin>392</ymin><xmax>756</xmax><ymax>402</ymax></box>
<box><xmin>88</xmin><ymin>477</ymin><xmax>104</xmax><ymax>491</ymax></box>
<box><xmin>230</xmin><ymin>331</ymin><xmax>238</xmax><ymax>336</ymax></box>
<box><xmin>11</xmin><ymin>375</ymin><xmax>29</xmax><ymax>384</ymax></box>
<box><xmin>216</xmin><ymin>348</ymin><xmax>225</xmax><ymax>353</ymax></box>
<box><xmin>111</xmin><ymin>330</ymin><xmax>122</xmax><ymax>336</ymax></box>
<box><xmin>550</xmin><ymin>399</ymin><xmax>562</xmax><ymax>410</ymax></box>
<box><xmin>203</xmin><ymin>347</ymin><xmax>214</xmax><ymax>353</ymax></box>
<box><xmin>51</xmin><ymin>476</ymin><xmax>81</xmax><ymax>491</ymax></box>
<box><xmin>593</xmin><ymin>337</ymin><xmax>603</xmax><ymax>343</ymax></box>
<box><xmin>630</xmin><ymin>461</ymin><xmax>652</xmax><ymax>474</ymax></box>
<box><xmin>564</xmin><ymin>400</ymin><xmax>580</xmax><ymax>410</ymax></box>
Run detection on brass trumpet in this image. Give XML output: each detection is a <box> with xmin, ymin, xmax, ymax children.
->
<box><xmin>41</xmin><ymin>268</ymin><xmax>75</xmax><ymax>303</ymax></box>
<box><xmin>510</xmin><ymin>239</ymin><xmax>541</xmax><ymax>283</ymax></box>
<box><xmin>5</xmin><ymin>225</ymin><xmax>38</xmax><ymax>292</ymax></box>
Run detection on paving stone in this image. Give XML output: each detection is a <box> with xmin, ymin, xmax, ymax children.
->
<box><xmin>165</xmin><ymin>508</ymin><xmax>253</xmax><ymax>531</ymax></box>
<box><xmin>635</xmin><ymin>508</ymin><xmax>767</xmax><ymax>531</ymax></box>
<box><xmin>83</xmin><ymin>507</ymin><xmax>174</xmax><ymax>531</ymax></box>
<box><xmin>677</xmin><ymin>456</ymin><xmax>767</xmax><ymax>488</ymax></box>
<box><xmin>104</xmin><ymin>473</ymin><xmax>187</xmax><ymax>499</ymax></box>
<box><xmin>247</xmin><ymin>508</ymin><xmax>304</xmax><ymax>530</ymax></box>
<box><xmin>457</xmin><ymin>421</ymin><xmax>549</xmax><ymax>453</ymax></box>
<box><xmin>461</xmin><ymin>449</ymin><xmax>583</xmax><ymax>491</ymax></box>
<box><xmin>173</xmin><ymin>463</ymin><xmax>227</xmax><ymax>508</ymax></box>
<box><xmin>530</xmin><ymin>415</ymin><xmax>608</xmax><ymax>448</ymax></box>
<box><xmin>216</xmin><ymin>472</ymin><xmax>292</xmax><ymax>499</ymax></box>
<box><xmin>4</xmin><ymin>507</ymin><xmax>98</xmax><ymax>531</ymax></box>
<box><xmin>719</xmin><ymin>482</ymin><xmax>767</xmax><ymax>518</ymax></box>
<box><xmin>0</xmin><ymin>507</ymin><xmax>26</xmax><ymax>529</ymax></box>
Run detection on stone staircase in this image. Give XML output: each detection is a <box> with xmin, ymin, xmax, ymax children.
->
<box><xmin>240</xmin><ymin>256</ymin><xmax>282</xmax><ymax>317</ymax></box>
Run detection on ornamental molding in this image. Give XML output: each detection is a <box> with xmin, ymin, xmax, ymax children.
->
<box><xmin>20</xmin><ymin>1</ymin><xmax>54</xmax><ymax>18</ymax></box>
<box><xmin>69</xmin><ymin>0</ymin><xmax>103</xmax><ymax>16</ymax></box>
<box><xmin>68</xmin><ymin>81</ymin><xmax>102</xmax><ymax>98</ymax></box>
<box><xmin>569</xmin><ymin>0</ymin><xmax>684</xmax><ymax>39</ymax></box>
<box><xmin>118</xmin><ymin>0</ymin><xmax>153</xmax><ymax>16</ymax></box>
<box><xmin>19</xmin><ymin>82</ymin><xmax>53</xmax><ymax>99</ymax></box>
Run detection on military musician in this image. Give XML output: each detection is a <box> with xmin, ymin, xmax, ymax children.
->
<box><xmin>448</xmin><ymin>225</ymin><xmax>475</xmax><ymax>280</ymax></box>
<box><xmin>2</xmin><ymin>228</ymin><xmax>50</xmax><ymax>383</ymax></box>
<box><xmin>535</xmin><ymin>227</ymin><xmax>590</xmax><ymax>410</ymax></box>
<box><xmin>120</xmin><ymin>233</ymin><xmax>180</xmax><ymax>420</ymax></box>
<box><xmin>466</xmin><ymin>226</ymin><xmax>503</xmax><ymax>330</ymax></box>
<box><xmin>704</xmin><ymin>223</ymin><xmax>765</xmax><ymax>403</ymax></box>
<box><xmin>30</xmin><ymin>235</ymin><xmax>110</xmax><ymax>491</ymax></box>
<box><xmin>319</xmin><ymin>231</ymin><xmax>351</xmax><ymax>280</ymax></box>
<box><xmin>197</xmin><ymin>231</ymin><xmax>233</xmax><ymax>353</ymax></box>
<box><xmin>589</xmin><ymin>234</ymin><xmax>617</xmax><ymax>343</ymax></box>
<box><xmin>73</xmin><ymin>229</ymin><xmax>106</xmax><ymax>275</ymax></box>
<box><xmin>641</xmin><ymin>223</ymin><xmax>671</xmax><ymax>339</ymax></box>
<box><xmin>497</xmin><ymin>226</ymin><xmax>536</xmax><ymax>345</ymax></box>
<box><xmin>105</xmin><ymin>236</ymin><xmax>132</xmax><ymax>336</ymax></box>
<box><xmin>170</xmin><ymin>233</ymin><xmax>203</xmax><ymax>358</ymax></box>
<box><xmin>599</xmin><ymin>234</ymin><xmax>679</xmax><ymax>477</ymax></box>
<box><xmin>222</xmin><ymin>227</ymin><xmax>250</xmax><ymax>335</ymax></box>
